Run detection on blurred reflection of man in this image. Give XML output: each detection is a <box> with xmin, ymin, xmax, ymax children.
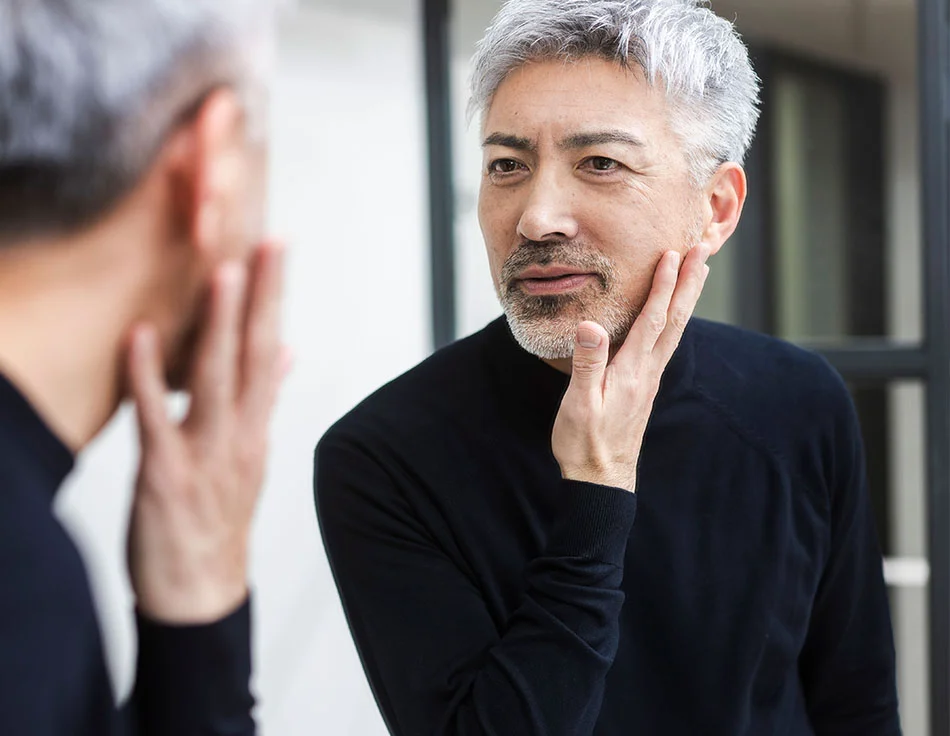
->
<box><xmin>0</xmin><ymin>1</ymin><xmax>288</xmax><ymax>733</ymax></box>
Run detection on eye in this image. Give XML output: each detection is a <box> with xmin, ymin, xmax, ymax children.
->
<box><xmin>584</xmin><ymin>156</ymin><xmax>621</xmax><ymax>172</ymax></box>
<box><xmin>488</xmin><ymin>158</ymin><xmax>526</xmax><ymax>175</ymax></box>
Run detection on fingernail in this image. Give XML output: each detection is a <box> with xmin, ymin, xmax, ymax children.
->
<box><xmin>703</xmin><ymin>264</ymin><xmax>711</xmax><ymax>278</ymax></box>
<box><xmin>576</xmin><ymin>326</ymin><xmax>602</xmax><ymax>349</ymax></box>
<box><xmin>669</xmin><ymin>251</ymin><xmax>681</xmax><ymax>269</ymax></box>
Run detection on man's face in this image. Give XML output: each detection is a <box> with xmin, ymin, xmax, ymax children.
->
<box><xmin>478</xmin><ymin>56</ymin><xmax>707</xmax><ymax>359</ymax></box>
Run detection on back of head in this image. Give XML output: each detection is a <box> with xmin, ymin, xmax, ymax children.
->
<box><xmin>469</xmin><ymin>0</ymin><xmax>761</xmax><ymax>185</ymax></box>
<box><xmin>0</xmin><ymin>0</ymin><xmax>279</xmax><ymax>244</ymax></box>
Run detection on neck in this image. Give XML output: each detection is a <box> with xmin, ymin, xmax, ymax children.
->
<box><xmin>0</xmin><ymin>235</ymin><xmax>144</xmax><ymax>453</ymax></box>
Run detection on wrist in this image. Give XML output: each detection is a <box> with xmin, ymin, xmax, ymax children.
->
<box><xmin>131</xmin><ymin>540</ymin><xmax>251</xmax><ymax>625</ymax></box>
<box><xmin>559</xmin><ymin>466</ymin><xmax>637</xmax><ymax>493</ymax></box>
<box><xmin>136</xmin><ymin>576</ymin><xmax>250</xmax><ymax>625</ymax></box>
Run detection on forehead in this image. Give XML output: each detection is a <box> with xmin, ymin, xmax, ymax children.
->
<box><xmin>483</xmin><ymin>56</ymin><xmax>671</xmax><ymax>141</ymax></box>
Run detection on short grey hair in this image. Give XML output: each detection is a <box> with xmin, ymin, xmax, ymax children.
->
<box><xmin>0</xmin><ymin>0</ymin><xmax>281</xmax><ymax>243</ymax></box>
<box><xmin>468</xmin><ymin>0</ymin><xmax>761</xmax><ymax>184</ymax></box>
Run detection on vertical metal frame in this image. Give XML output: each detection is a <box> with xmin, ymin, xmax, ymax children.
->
<box><xmin>423</xmin><ymin>0</ymin><xmax>457</xmax><ymax>350</ymax></box>
<box><xmin>920</xmin><ymin>0</ymin><xmax>950</xmax><ymax>732</ymax></box>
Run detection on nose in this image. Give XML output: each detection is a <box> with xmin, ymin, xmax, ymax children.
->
<box><xmin>516</xmin><ymin>174</ymin><xmax>580</xmax><ymax>243</ymax></box>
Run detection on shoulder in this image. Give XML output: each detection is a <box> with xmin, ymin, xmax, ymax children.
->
<box><xmin>685</xmin><ymin>319</ymin><xmax>858</xmax><ymax>471</ymax></box>
<box><xmin>0</xmin><ymin>482</ymin><xmax>95</xmax><ymax>608</ymax></box>
<box><xmin>314</xmin><ymin>320</ymin><xmax>505</xmax><ymax>511</ymax></box>
<box><xmin>318</xmin><ymin>320</ymin><xmax>500</xmax><ymax>456</ymax></box>
<box><xmin>0</xmin><ymin>479</ymin><xmax>101</xmax><ymax>664</ymax></box>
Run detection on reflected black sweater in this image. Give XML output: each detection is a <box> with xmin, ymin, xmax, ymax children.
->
<box><xmin>316</xmin><ymin>317</ymin><xmax>900</xmax><ymax>736</ymax></box>
<box><xmin>0</xmin><ymin>372</ymin><xmax>256</xmax><ymax>735</ymax></box>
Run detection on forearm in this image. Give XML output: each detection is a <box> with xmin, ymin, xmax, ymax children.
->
<box><xmin>335</xmin><ymin>482</ymin><xmax>638</xmax><ymax>736</ymax></box>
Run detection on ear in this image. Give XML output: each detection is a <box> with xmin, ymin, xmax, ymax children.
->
<box><xmin>163</xmin><ymin>88</ymin><xmax>248</xmax><ymax>260</ymax></box>
<box><xmin>700</xmin><ymin>162</ymin><xmax>747</xmax><ymax>256</ymax></box>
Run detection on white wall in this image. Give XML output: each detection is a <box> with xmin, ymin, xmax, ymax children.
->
<box><xmin>55</xmin><ymin>2</ymin><xmax>428</xmax><ymax>734</ymax></box>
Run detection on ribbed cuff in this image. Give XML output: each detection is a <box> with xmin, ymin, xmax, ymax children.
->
<box><xmin>546</xmin><ymin>481</ymin><xmax>638</xmax><ymax>566</ymax></box>
<box><xmin>134</xmin><ymin>597</ymin><xmax>255</xmax><ymax>734</ymax></box>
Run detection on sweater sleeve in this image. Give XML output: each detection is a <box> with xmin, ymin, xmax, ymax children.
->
<box><xmin>798</xmin><ymin>384</ymin><xmax>901</xmax><ymax>735</ymax></box>
<box><xmin>315</xmin><ymin>433</ymin><xmax>637</xmax><ymax>736</ymax></box>
<box><xmin>126</xmin><ymin>598</ymin><xmax>257</xmax><ymax>736</ymax></box>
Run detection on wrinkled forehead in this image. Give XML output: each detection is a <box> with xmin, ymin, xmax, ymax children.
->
<box><xmin>481</xmin><ymin>57</ymin><xmax>673</xmax><ymax>146</ymax></box>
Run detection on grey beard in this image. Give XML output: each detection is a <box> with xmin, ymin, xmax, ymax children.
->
<box><xmin>501</xmin><ymin>290</ymin><xmax>638</xmax><ymax>360</ymax></box>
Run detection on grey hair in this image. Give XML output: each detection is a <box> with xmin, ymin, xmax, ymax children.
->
<box><xmin>468</xmin><ymin>0</ymin><xmax>761</xmax><ymax>185</ymax></box>
<box><xmin>0</xmin><ymin>0</ymin><xmax>282</xmax><ymax>242</ymax></box>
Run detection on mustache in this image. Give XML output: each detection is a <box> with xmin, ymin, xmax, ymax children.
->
<box><xmin>500</xmin><ymin>241</ymin><xmax>614</xmax><ymax>292</ymax></box>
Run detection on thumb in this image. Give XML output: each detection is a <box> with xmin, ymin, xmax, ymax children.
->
<box><xmin>128</xmin><ymin>325</ymin><xmax>171</xmax><ymax>450</ymax></box>
<box><xmin>567</xmin><ymin>321</ymin><xmax>610</xmax><ymax>395</ymax></box>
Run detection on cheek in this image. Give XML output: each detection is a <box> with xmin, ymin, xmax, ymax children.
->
<box><xmin>478</xmin><ymin>186</ymin><xmax>519</xmax><ymax>277</ymax></box>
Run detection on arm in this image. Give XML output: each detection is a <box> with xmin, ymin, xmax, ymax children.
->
<box><xmin>799</xmin><ymin>384</ymin><xmax>901</xmax><ymax>735</ymax></box>
<box><xmin>316</xmin><ymin>436</ymin><xmax>636</xmax><ymax>736</ymax></box>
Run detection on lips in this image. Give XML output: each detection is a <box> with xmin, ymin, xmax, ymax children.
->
<box><xmin>515</xmin><ymin>269</ymin><xmax>599</xmax><ymax>297</ymax></box>
<box><xmin>516</xmin><ymin>265</ymin><xmax>593</xmax><ymax>281</ymax></box>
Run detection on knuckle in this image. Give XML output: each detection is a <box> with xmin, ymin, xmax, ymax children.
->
<box><xmin>669</xmin><ymin>308</ymin><xmax>691</xmax><ymax>333</ymax></box>
<box><xmin>646</xmin><ymin>311</ymin><xmax>667</xmax><ymax>336</ymax></box>
<box><xmin>572</xmin><ymin>357</ymin><xmax>603</xmax><ymax>376</ymax></box>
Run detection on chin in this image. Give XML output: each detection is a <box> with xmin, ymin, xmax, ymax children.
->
<box><xmin>507</xmin><ymin>315</ymin><xmax>577</xmax><ymax>360</ymax></box>
<box><xmin>503</xmin><ymin>297</ymin><xmax>638</xmax><ymax>360</ymax></box>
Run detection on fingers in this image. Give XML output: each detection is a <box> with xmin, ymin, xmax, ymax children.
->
<box><xmin>186</xmin><ymin>262</ymin><xmax>248</xmax><ymax>430</ymax></box>
<box><xmin>128</xmin><ymin>325</ymin><xmax>171</xmax><ymax>450</ymax></box>
<box><xmin>565</xmin><ymin>321</ymin><xmax>610</xmax><ymax>402</ymax></box>
<box><xmin>613</xmin><ymin>250</ymin><xmax>681</xmax><ymax>369</ymax></box>
<box><xmin>240</xmin><ymin>240</ymin><xmax>287</xmax><ymax>427</ymax></box>
<box><xmin>653</xmin><ymin>244</ymin><xmax>711</xmax><ymax>360</ymax></box>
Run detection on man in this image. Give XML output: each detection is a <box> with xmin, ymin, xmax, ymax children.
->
<box><xmin>315</xmin><ymin>0</ymin><xmax>900</xmax><ymax>734</ymax></box>
<box><xmin>0</xmin><ymin>1</ymin><xmax>286</xmax><ymax>733</ymax></box>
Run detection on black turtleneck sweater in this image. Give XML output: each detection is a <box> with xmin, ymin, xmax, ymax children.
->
<box><xmin>315</xmin><ymin>317</ymin><xmax>900</xmax><ymax>736</ymax></box>
<box><xmin>0</xmin><ymin>372</ymin><xmax>256</xmax><ymax>735</ymax></box>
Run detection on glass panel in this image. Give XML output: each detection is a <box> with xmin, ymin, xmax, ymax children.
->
<box><xmin>773</xmin><ymin>71</ymin><xmax>851</xmax><ymax>341</ymax></box>
<box><xmin>851</xmin><ymin>381</ymin><xmax>928</xmax><ymax>736</ymax></box>
<box><xmin>711</xmin><ymin>1</ymin><xmax>923</xmax><ymax>345</ymax></box>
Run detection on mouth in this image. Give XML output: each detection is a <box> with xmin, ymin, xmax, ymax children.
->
<box><xmin>514</xmin><ymin>266</ymin><xmax>599</xmax><ymax>297</ymax></box>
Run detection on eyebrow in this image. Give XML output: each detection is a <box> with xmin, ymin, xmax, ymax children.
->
<box><xmin>560</xmin><ymin>131</ymin><xmax>646</xmax><ymax>150</ymax></box>
<box><xmin>481</xmin><ymin>130</ymin><xmax>646</xmax><ymax>152</ymax></box>
<box><xmin>482</xmin><ymin>133</ymin><xmax>536</xmax><ymax>151</ymax></box>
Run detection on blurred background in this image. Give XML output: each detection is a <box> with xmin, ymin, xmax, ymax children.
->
<box><xmin>52</xmin><ymin>0</ymin><xmax>950</xmax><ymax>734</ymax></box>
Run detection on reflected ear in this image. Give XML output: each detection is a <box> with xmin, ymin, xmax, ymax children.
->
<box><xmin>701</xmin><ymin>162</ymin><xmax>747</xmax><ymax>256</ymax></box>
<box><xmin>162</xmin><ymin>88</ymin><xmax>247</xmax><ymax>259</ymax></box>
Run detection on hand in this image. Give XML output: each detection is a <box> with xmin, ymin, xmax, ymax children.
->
<box><xmin>126</xmin><ymin>241</ymin><xmax>288</xmax><ymax>624</ymax></box>
<box><xmin>551</xmin><ymin>245</ymin><xmax>710</xmax><ymax>493</ymax></box>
